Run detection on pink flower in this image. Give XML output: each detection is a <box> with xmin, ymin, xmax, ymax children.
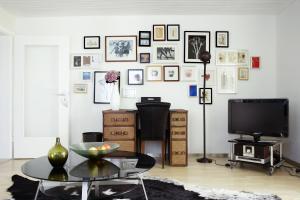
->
<box><xmin>105</xmin><ymin>70</ymin><xmax>120</xmax><ymax>83</ymax></box>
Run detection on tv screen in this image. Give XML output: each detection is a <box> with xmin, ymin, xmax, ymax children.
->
<box><xmin>228</xmin><ymin>99</ymin><xmax>289</xmax><ymax>138</ymax></box>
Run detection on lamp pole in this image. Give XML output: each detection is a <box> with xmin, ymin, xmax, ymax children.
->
<box><xmin>197</xmin><ymin>51</ymin><xmax>212</xmax><ymax>163</ymax></box>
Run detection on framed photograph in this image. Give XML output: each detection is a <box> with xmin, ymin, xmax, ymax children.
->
<box><xmin>82</xmin><ymin>71</ymin><xmax>92</xmax><ymax>81</ymax></box>
<box><xmin>105</xmin><ymin>36</ymin><xmax>137</xmax><ymax>62</ymax></box>
<box><xmin>200</xmin><ymin>69</ymin><xmax>216</xmax><ymax>86</ymax></box>
<box><xmin>216</xmin><ymin>31</ymin><xmax>229</xmax><ymax>48</ymax></box>
<box><xmin>238</xmin><ymin>67</ymin><xmax>249</xmax><ymax>80</ymax></box>
<box><xmin>217</xmin><ymin>67</ymin><xmax>237</xmax><ymax>94</ymax></box>
<box><xmin>94</xmin><ymin>71</ymin><xmax>121</xmax><ymax>104</ymax></box>
<box><xmin>72</xmin><ymin>54</ymin><xmax>101</xmax><ymax>68</ymax></box>
<box><xmin>216</xmin><ymin>50</ymin><xmax>249</xmax><ymax>66</ymax></box>
<box><xmin>251</xmin><ymin>56</ymin><xmax>260</xmax><ymax>69</ymax></box>
<box><xmin>163</xmin><ymin>65</ymin><xmax>180</xmax><ymax>81</ymax></box>
<box><xmin>199</xmin><ymin>88</ymin><xmax>213</xmax><ymax>104</ymax></box>
<box><xmin>73</xmin><ymin>84</ymin><xmax>88</xmax><ymax>94</ymax></box>
<box><xmin>167</xmin><ymin>24</ymin><xmax>180</xmax><ymax>41</ymax></box>
<box><xmin>84</xmin><ymin>36</ymin><xmax>100</xmax><ymax>49</ymax></box>
<box><xmin>73</xmin><ymin>56</ymin><xmax>82</xmax><ymax>67</ymax></box>
<box><xmin>139</xmin><ymin>31</ymin><xmax>151</xmax><ymax>47</ymax></box>
<box><xmin>189</xmin><ymin>85</ymin><xmax>198</xmax><ymax>97</ymax></box>
<box><xmin>153</xmin><ymin>24</ymin><xmax>166</xmax><ymax>41</ymax></box>
<box><xmin>181</xmin><ymin>66</ymin><xmax>198</xmax><ymax>82</ymax></box>
<box><xmin>128</xmin><ymin>69</ymin><xmax>144</xmax><ymax>85</ymax></box>
<box><xmin>140</xmin><ymin>53</ymin><xmax>150</xmax><ymax>63</ymax></box>
<box><xmin>146</xmin><ymin>65</ymin><xmax>163</xmax><ymax>81</ymax></box>
<box><xmin>152</xmin><ymin>43</ymin><xmax>179</xmax><ymax>63</ymax></box>
<box><xmin>184</xmin><ymin>31</ymin><xmax>211</xmax><ymax>63</ymax></box>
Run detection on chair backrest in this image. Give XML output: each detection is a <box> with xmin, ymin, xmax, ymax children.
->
<box><xmin>136</xmin><ymin>102</ymin><xmax>171</xmax><ymax>140</ymax></box>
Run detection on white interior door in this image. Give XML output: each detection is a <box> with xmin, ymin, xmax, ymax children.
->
<box><xmin>14</xmin><ymin>36</ymin><xmax>69</xmax><ymax>158</ymax></box>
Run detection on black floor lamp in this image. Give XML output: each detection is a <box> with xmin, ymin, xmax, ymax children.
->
<box><xmin>197</xmin><ymin>51</ymin><xmax>212</xmax><ymax>163</ymax></box>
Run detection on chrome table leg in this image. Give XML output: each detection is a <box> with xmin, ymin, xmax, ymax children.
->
<box><xmin>138</xmin><ymin>175</ymin><xmax>149</xmax><ymax>200</ymax></box>
<box><xmin>82</xmin><ymin>181</ymin><xmax>89</xmax><ymax>200</ymax></box>
<box><xmin>34</xmin><ymin>181</ymin><xmax>42</xmax><ymax>200</ymax></box>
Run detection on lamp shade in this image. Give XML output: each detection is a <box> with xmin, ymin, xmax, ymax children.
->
<box><xmin>199</xmin><ymin>51</ymin><xmax>211</xmax><ymax>63</ymax></box>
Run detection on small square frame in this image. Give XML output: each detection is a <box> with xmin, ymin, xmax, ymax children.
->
<box><xmin>128</xmin><ymin>69</ymin><xmax>144</xmax><ymax>85</ymax></box>
<box><xmin>163</xmin><ymin>65</ymin><xmax>180</xmax><ymax>82</ymax></box>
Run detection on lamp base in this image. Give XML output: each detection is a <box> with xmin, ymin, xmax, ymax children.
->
<box><xmin>197</xmin><ymin>157</ymin><xmax>213</xmax><ymax>163</ymax></box>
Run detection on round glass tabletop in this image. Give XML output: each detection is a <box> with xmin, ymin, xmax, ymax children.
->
<box><xmin>21</xmin><ymin>151</ymin><xmax>156</xmax><ymax>182</ymax></box>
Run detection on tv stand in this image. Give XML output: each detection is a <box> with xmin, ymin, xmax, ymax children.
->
<box><xmin>228</xmin><ymin>138</ymin><xmax>284</xmax><ymax>175</ymax></box>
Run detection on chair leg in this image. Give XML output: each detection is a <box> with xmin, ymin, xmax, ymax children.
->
<box><xmin>161</xmin><ymin>141</ymin><xmax>165</xmax><ymax>169</ymax></box>
<box><xmin>141</xmin><ymin>141</ymin><xmax>145</xmax><ymax>154</ymax></box>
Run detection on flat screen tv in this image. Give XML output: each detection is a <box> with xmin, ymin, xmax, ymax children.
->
<box><xmin>228</xmin><ymin>99</ymin><xmax>289</xmax><ymax>141</ymax></box>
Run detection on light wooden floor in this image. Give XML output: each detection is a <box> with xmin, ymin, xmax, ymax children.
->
<box><xmin>1</xmin><ymin>156</ymin><xmax>300</xmax><ymax>200</ymax></box>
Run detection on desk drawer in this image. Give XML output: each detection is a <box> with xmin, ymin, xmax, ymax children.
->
<box><xmin>103</xmin><ymin>113</ymin><xmax>135</xmax><ymax>126</ymax></box>
<box><xmin>171</xmin><ymin>140</ymin><xmax>187</xmax><ymax>166</ymax></box>
<box><xmin>104</xmin><ymin>127</ymin><xmax>135</xmax><ymax>140</ymax></box>
<box><xmin>170</xmin><ymin>113</ymin><xmax>187</xmax><ymax>127</ymax></box>
<box><xmin>113</xmin><ymin>140</ymin><xmax>135</xmax><ymax>152</ymax></box>
<box><xmin>171</xmin><ymin>127</ymin><xmax>187</xmax><ymax>140</ymax></box>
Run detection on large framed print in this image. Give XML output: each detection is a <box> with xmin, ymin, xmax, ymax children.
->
<box><xmin>105</xmin><ymin>36</ymin><xmax>137</xmax><ymax>62</ymax></box>
<box><xmin>94</xmin><ymin>71</ymin><xmax>121</xmax><ymax>104</ymax></box>
<box><xmin>184</xmin><ymin>31</ymin><xmax>210</xmax><ymax>63</ymax></box>
<box><xmin>152</xmin><ymin>43</ymin><xmax>179</xmax><ymax>63</ymax></box>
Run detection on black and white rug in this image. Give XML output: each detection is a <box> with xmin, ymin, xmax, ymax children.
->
<box><xmin>7</xmin><ymin>175</ymin><xmax>281</xmax><ymax>200</ymax></box>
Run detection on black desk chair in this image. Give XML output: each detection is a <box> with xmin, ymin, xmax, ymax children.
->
<box><xmin>136</xmin><ymin>102</ymin><xmax>171</xmax><ymax>168</ymax></box>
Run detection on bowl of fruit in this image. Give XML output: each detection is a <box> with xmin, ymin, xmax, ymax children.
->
<box><xmin>70</xmin><ymin>142</ymin><xmax>120</xmax><ymax>160</ymax></box>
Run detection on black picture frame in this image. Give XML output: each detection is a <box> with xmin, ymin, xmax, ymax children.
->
<box><xmin>93</xmin><ymin>71</ymin><xmax>121</xmax><ymax>104</ymax></box>
<box><xmin>199</xmin><ymin>88</ymin><xmax>213</xmax><ymax>104</ymax></box>
<box><xmin>167</xmin><ymin>24</ymin><xmax>180</xmax><ymax>41</ymax></box>
<box><xmin>153</xmin><ymin>24</ymin><xmax>166</xmax><ymax>41</ymax></box>
<box><xmin>139</xmin><ymin>31</ymin><xmax>151</xmax><ymax>47</ymax></box>
<box><xmin>216</xmin><ymin>31</ymin><xmax>229</xmax><ymax>48</ymax></box>
<box><xmin>140</xmin><ymin>53</ymin><xmax>151</xmax><ymax>63</ymax></box>
<box><xmin>84</xmin><ymin>36</ymin><xmax>100</xmax><ymax>49</ymax></box>
<box><xmin>163</xmin><ymin>65</ymin><xmax>180</xmax><ymax>82</ymax></box>
<box><xmin>128</xmin><ymin>69</ymin><xmax>144</xmax><ymax>85</ymax></box>
<box><xmin>184</xmin><ymin>31</ymin><xmax>211</xmax><ymax>63</ymax></box>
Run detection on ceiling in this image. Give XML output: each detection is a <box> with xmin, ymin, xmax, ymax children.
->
<box><xmin>0</xmin><ymin>0</ymin><xmax>295</xmax><ymax>17</ymax></box>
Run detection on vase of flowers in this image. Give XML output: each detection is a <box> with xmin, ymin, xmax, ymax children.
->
<box><xmin>105</xmin><ymin>70</ymin><xmax>120</xmax><ymax>110</ymax></box>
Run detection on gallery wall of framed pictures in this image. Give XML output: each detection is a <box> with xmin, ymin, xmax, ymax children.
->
<box><xmin>71</xmin><ymin>24</ymin><xmax>261</xmax><ymax>105</ymax></box>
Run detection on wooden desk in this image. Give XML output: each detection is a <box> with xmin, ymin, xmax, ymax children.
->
<box><xmin>102</xmin><ymin>109</ymin><xmax>188</xmax><ymax>166</ymax></box>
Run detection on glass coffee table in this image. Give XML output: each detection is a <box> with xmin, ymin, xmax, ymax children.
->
<box><xmin>21</xmin><ymin>151</ymin><xmax>156</xmax><ymax>200</ymax></box>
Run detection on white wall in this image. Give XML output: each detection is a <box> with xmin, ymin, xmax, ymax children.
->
<box><xmin>0</xmin><ymin>7</ymin><xmax>15</xmax><ymax>34</ymax></box>
<box><xmin>277</xmin><ymin>0</ymin><xmax>300</xmax><ymax>163</ymax></box>
<box><xmin>15</xmin><ymin>15</ymin><xmax>277</xmax><ymax>154</ymax></box>
<box><xmin>0</xmin><ymin>36</ymin><xmax>13</xmax><ymax>159</ymax></box>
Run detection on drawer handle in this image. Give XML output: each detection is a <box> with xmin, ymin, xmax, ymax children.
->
<box><xmin>110</xmin><ymin>131</ymin><xmax>129</xmax><ymax>136</ymax></box>
<box><xmin>111</xmin><ymin>118</ymin><xmax>129</xmax><ymax>122</ymax></box>
<box><xmin>172</xmin><ymin>131</ymin><xmax>186</xmax><ymax>135</ymax></box>
<box><xmin>172</xmin><ymin>151</ymin><xmax>186</xmax><ymax>155</ymax></box>
<box><xmin>172</xmin><ymin>117</ymin><xmax>186</xmax><ymax>121</ymax></box>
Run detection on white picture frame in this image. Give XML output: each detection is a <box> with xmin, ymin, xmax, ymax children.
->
<box><xmin>152</xmin><ymin>43</ymin><xmax>179</xmax><ymax>64</ymax></box>
<box><xmin>217</xmin><ymin>67</ymin><xmax>237</xmax><ymax>94</ymax></box>
<box><xmin>216</xmin><ymin>49</ymin><xmax>249</xmax><ymax>66</ymax></box>
<box><xmin>181</xmin><ymin>66</ymin><xmax>198</xmax><ymax>82</ymax></box>
<box><xmin>71</xmin><ymin>54</ymin><xmax>101</xmax><ymax>68</ymax></box>
<box><xmin>73</xmin><ymin>84</ymin><xmax>88</xmax><ymax>94</ymax></box>
<box><xmin>200</xmin><ymin>68</ymin><xmax>216</xmax><ymax>86</ymax></box>
<box><xmin>94</xmin><ymin>71</ymin><xmax>120</xmax><ymax>104</ymax></box>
